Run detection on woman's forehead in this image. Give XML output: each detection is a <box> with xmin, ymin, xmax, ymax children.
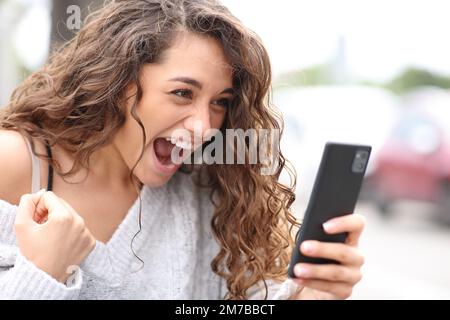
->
<box><xmin>161</xmin><ymin>33</ymin><xmax>232</xmax><ymax>70</ymax></box>
<box><xmin>150</xmin><ymin>32</ymin><xmax>234</xmax><ymax>88</ymax></box>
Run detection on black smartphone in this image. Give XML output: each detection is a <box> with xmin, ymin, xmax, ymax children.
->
<box><xmin>287</xmin><ymin>142</ymin><xmax>371</xmax><ymax>278</ymax></box>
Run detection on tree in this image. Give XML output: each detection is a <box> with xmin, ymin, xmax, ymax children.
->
<box><xmin>385</xmin><ymin>68</ymin><xmax>450</xmax><ymax>94</ymax></box>
<box><xmin>274</xmin><ymin>64</ymin><xmax>334</xmax><ymax>89</ymax></box>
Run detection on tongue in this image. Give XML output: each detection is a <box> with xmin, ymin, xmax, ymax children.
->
<box><xmin>154</xmin><ymin>138</ymin><xmax>175</xmax><ymax>159</ymax></box>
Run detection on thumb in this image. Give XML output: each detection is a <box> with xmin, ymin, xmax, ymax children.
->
<box><xmin>39</xmin><ymin>191</ymin><xmax>71</xmax><ymax>221</ymax></box>
<box><xmin>16</xmin><ymin>189</ymin><xmax>46</xmax><ymax>226</ymax></box>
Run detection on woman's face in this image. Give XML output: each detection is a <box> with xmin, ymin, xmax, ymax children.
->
<box><xmin>113</xmin><ymin>32</ymin><xmax>234</xmax><ymax>187</ymax></box>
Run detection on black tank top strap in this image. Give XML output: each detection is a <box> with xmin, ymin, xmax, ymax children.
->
<box><xmin>44</xmin><ymin>139</ymin><xmax>54</xmax><ymax>192</ymax></box>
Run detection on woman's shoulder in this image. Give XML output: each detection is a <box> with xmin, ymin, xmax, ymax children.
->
<box><xmin>0</xmin><ymin>129</ymin><xmax>32</xmax><ymax>205</ymax></box>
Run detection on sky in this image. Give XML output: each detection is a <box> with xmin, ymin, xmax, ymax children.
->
<box><xmin>6</xmin><ymin>0</ymin><xmax>450</xmax><ymax>82</ymax></box>
<box><xmin>222</xmin><ymin>0</ymin><xmax>450</xmax><ymax>82</ymax></box>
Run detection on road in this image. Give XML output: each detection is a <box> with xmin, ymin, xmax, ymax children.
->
<box><xmin>292</xmin><ymin>198</ymin><xmax>450</xmax><ymax>299</ymax></box>
<box><xmin>351</xmin><ymin>201</ymin><xmax>450</xmax><ymax>299</ymax></box>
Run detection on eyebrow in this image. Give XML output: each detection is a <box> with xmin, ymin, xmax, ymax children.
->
<box><xmin>169</xmin><ymin>77</ymin><xmax>234</xmax><ymax>95</ymax></box>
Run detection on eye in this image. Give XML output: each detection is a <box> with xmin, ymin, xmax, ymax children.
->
<box><xmin>212</xmin><ymin>98</ymin><xmax>231</xmax><ymax>109</ymax></box>
<box><xmin>171</xmin><ymin>89</ymin><xmax>193</xmax><ymax>99</ymax></box>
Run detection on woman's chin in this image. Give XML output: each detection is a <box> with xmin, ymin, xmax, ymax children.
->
<box><xmin>132</xmin><ymin>149</ymin><xmax>183</xmax><ymax>187</ymax></box>
<box><xmin>134</xmin><ymin>165</ymin><xmax>178</xmax><ymax>188</ymax></box>
<box><xmin>135</xmin><ymin>170</ymin><xmax>172</xmax><ymax>187</ymax></box>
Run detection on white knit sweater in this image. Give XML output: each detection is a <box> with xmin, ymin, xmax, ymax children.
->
<box><xmin>0</xmin><ymin>170</ymin><xmax>301</xmax><ymax>300</ymax></box>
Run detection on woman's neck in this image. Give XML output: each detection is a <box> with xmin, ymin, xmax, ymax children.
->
<box><xmin>51</xmin><ymin>142</ymin><xmax>136</xmax><ymax>190</ymax></box>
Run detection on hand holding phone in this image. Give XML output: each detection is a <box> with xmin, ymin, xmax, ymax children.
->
<box><xmin>288</xmin><ymin>142</ymin><xmax>371</xmax><ymax>278</ymax></box>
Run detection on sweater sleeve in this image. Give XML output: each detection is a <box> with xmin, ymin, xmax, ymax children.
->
<box><xmin>0</xmin><ymin>250</ymin><xmax>83</xmax><ymax>300</ymax></box>
<box><xmin>1</xmin><ymin>200</ymin><xmax>83</xmax><ymax>300</ymax></box>
<box><xmin>0</xmin><ymin>199</ymin><xmax>18</xmax><ymax>246</ymax></box>
<box><xmin>246</xmin><ymin>278</ymin><xmax>303</xmax><ymax>300</ymax></box>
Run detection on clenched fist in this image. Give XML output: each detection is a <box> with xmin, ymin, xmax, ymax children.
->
<box><xmin>15</xmin><ymin>189</ymin><xmax>96</xmax><ymax>283</ymax></box>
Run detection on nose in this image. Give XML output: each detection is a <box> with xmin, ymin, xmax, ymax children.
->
<box><xmin>183</xmin><ymin>103</ymin><xmax>212</xmax><ymax>142</ymax></box>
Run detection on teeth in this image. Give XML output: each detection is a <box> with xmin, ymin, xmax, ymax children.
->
<box><xmin>164</xmin><ymin>136</ymin><xmax>192</xmax><ymax>150</ymax></box>
<box><xmin>175</xmin><ymin>140</ymin><xmax>192</xmax><ymax>150</ymax></box>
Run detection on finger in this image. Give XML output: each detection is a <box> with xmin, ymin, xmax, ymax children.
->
<box><xmin>300</xmin><ymin>240</ymin><xmax>365</xmax><ymax>266</ymax></box>
<box><xmin>293</xmin><ymin>263</ymin><xmax>362</xmax><ymax>284</ymax></box>
<box><xmin>40</xmin><ymin>191</ymin><xmax>71</xmax><ymax>220</ymax></box>
<box><xmin>58</xmin><ymin>198</ymin><xmax>86</xmax><ymax>227</ymax></box>
<box><xmin>58</xmin><ymin>198</ymin><xmax>78</xmax><ymax>216</ymax></box>
<box><xmin>292</xmin><ymin>278</ymin><xmax>353</xmax><ymax>299</ymax></box>
<box><xmin>323</xmin><ymin>214</ymin><xmax>366</xmax><ymax>246</ymax></box>
<box><xmin>16</xmin><ymin>189</ymin><xmax>46</xmax><ymax>225</ymax></box>
<box><xmin>33</xmin><ymin>189</ymin><xmax>50</xmax><ymax>223</ymax></box>
<box><xmin>37</xmin><ymin>215</ymin><xmax>48</xmax><ymax>224</ymax></box>
<box><xmin>34</xmin><ymin>191</ymin><xmax>53</xmax><ymax>219</ymax></box>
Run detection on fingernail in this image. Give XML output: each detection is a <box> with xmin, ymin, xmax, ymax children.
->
<box><xmin>35</xmin><ymin>188</ymin><xmax>46</xmax><ymax>196</ymax></box>
<box><xmin>302</xmin><ymin>241</ymin><xmax>314</xmax><ymax>253</ymax></box>
<box><xmin>294</xmin><ymin>265</ymin><xmax>308</xmax><ymax>277</ymax></box>
<box><xmin>323</xmin><ymin>221</ymin><xmax>335</xmax><ymax>232</ymax></box>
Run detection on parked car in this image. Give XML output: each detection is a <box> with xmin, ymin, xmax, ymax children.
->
<box><xmin>364</xmin><ymin>88</ymin><xmax>450</xmax><ymax>220</ymax></box>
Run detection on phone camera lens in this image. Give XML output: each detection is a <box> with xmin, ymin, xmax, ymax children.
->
<box><xmin>351</xmin><ymin>150</ymin><xmax>369</xmax><ymax>173</ymax></box>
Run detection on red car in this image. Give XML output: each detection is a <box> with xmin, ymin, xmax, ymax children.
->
<box><xmin>364</xmin><ymin>111</ymin><xmax>450</xmax><ymax>219</ymax></box>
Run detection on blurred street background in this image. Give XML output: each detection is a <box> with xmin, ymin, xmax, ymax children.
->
<box><xmin>1</xmin><ymin>0</ymin><xmax>450</xmax><ymax>299</ymax></box>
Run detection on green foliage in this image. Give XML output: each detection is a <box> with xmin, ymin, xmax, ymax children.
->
<box><xmin>274</xmin><ymin>64</ymin><xmax>334</xmax><ymax>89</ymax></box>
<box><xmin>384</xmin><ymin>68</ymin><xmax>450</xmax><ymax>94</ymax></box>
<box><xmin>275</xmin><ymin>64</ymin><xmax>450</xmax><ymax>95</ymax></box>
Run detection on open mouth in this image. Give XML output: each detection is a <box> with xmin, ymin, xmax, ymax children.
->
<box><xmin>152</xmin><ymin>136</ymin><xmax>193</xmax><ymax>172</ymax></box>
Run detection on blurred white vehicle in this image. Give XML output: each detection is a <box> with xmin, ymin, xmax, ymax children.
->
<box><xmin>403</xmin><ymin>87</ymin><xmax>450</xmax><ymax>135</ymax></box>
<box><xmin>273</xmin><ymin>85</ymin><xmax>401</xmax><ymax>208</ymax></box>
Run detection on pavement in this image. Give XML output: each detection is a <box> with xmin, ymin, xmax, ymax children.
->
<box><xmin>292</xmin><ymin>199</ymin><xmax>450</xmax><ymax>299</ymax></box>
<box><xmin>352</xmin><ymin>201</ymin><xmax>450</xmax><ymax>299</ymax></box>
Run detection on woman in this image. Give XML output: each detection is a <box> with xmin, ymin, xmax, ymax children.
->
<box><xmin>0</xmin><ymin>0</ymin><xmax>365</xmax><ymax>299</ymax></box>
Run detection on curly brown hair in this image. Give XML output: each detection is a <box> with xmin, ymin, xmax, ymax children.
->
<box><xmin>0</xmin><ymin>0</ymin><xmax>299</xmax><ymax>299</ymax></box>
